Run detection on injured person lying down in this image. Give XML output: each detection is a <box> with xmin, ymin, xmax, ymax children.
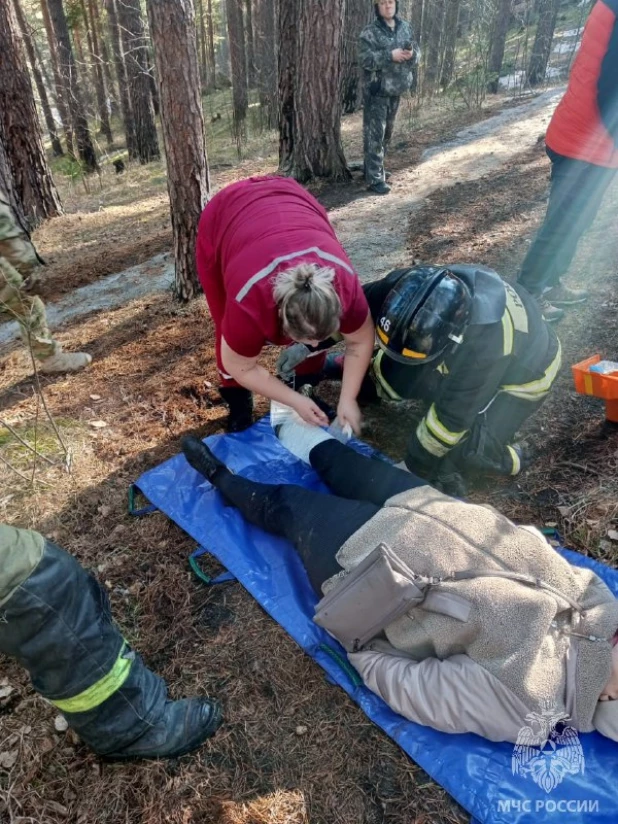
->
<box><xmin>181</xmin><ymin>420</ymin><xmax>618</xmax><ymax>745</ymax></box>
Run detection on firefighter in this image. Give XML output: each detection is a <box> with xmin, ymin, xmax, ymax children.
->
<box><xmin>293</xmin><ymin>264</ymin><xmax>561</xmax><ymax>495</ymax></box>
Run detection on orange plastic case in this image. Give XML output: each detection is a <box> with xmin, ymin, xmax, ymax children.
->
<box><xmin>572</xmin><ymin>354</ymin><xmax>618</xmax><ymax>422</ymax></box>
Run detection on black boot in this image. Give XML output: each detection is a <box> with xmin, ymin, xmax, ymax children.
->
<box><xmin>0</xmin><ymin>538</ymin><xmax>222</xmax><ymax>760</ymax></box>
<box><xmin>218</xmin><ymin>386</ymin><xmax>253</xmax><ymax>433</ymax></box>
<box><xmin>182</xmin><ymin>435</ymin><xmax>227</xmax><ymax>482</ymax></box>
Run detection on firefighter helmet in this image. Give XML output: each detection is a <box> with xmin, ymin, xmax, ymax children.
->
<box><xmin>375</xmin><ymin>266</ymin><xmax>472</xmax><ymax>365</ymax></box>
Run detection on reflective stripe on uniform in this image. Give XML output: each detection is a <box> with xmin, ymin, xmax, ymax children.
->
<box><xmin>501</xmin><ymin>283</ymin><xmax>530</xmax><ymax>357</ymax></box>
<box><xmin>501</xmin><ymin>341</ymin><xmax>562</xmax><ymax>401</ymax></box>
<box><xmin>416</xmin><ymin>418</ymin><xmax>452</xmax><ymax>458</ymax></box>
<box><xmin>416</xmin><ymin>404</ymin><xmax>467</xmax><ymax>458</ymax></box>
<box><xmin>501</xmin><ymin>309</ymin><xmax>514</xmax><ymax>357</ymax></box>
<box><xmin>425</xmin><ymin>403</ymin><xmax>466</xmax><ymax>447</ymax></box>
<box><xmin>507</xmin><ymin>445</ymin><xmax>521</xmax><ymax>476</ymax></box>
<box><xmin>371</xmin><ymin>350</ymin><xmax>402</xmax><ymax>400</ymax></box>
<box><xmin>51</xmin><ymin>644</ymin><xmax>133</xmax><ymax>713</ymax></box>
<box><xmin>235</xmin><ymin>247</ymin><xmax>355</xmax><ymax>303</ymax></box>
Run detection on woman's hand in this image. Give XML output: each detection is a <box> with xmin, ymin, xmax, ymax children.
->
<box><xmin>292</xmin><ymin>394</ymin><xmax>330</xmax><ymax>427</ymax></box>
<box><xmin>337</xmin><ymin>396</ymin><xmax>362</xmax><ymax>435</ymax></box>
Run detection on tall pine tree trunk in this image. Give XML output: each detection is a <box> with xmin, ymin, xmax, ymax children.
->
<box><xmin>81</xmin><ymin>0</ymin><xmax>113</xmax><ymax>145</ymax></box>
<box><xmin>117</xmin><ymin>0</ymin><xmax>160</xmax><ymax>162</ymax></box>
<box><xmin>245</xmin><ymin>0</ymin><xmax>256</xmax><ymax>87</ymax></box>
<box><xmin>146</xmin><ymin>0</ymin><xmax>209</xmax><ymax>302</ymax></box>
<box><xmin>0</xmin><ymin>0</ymin><xmax>62</xmax><ymax>226</ymax></box>
<box><xmin>255</xmin><ymin>0</ymin><xmax>277</xmax><ymax>128</ymax></box>
<box><xmin>206</xmin><ymin>0</ymin><xmax>216</xmax><ymax>84</ymax></box>
<box><xmin>13</xmin><ymin>0</ymin><xmax>64</xmax><ymax>157</ymax></box>
<box><xmin>90</xmin><ymin>0</ymin><xmax>117</xmax><ymax>115</ymax></box>
<box><xmin>487</xmin><ymin>0</ymin><xmax>512</xmax><ymax>93</ymax></box>
<box><xmin>227</xmin><ymin>0</ymin><xmax>248</xmax><ymax>139</ymax></box>
<box><xmin>40</xmin><ymin>0</ymin><xmax>74</xmax><ymax>156</ymax></box>
<box><xmin>527</xmin><ymin>0</ymin><xmax>558</xmax><ymax>86</ymax></box>
<box><xmin>0</xmin><ymin>135</ymin><xmax>30</xmax><ymax>230</ymax></box>
<box><xmin>440</xmin><ymin>0</ymin><xmax>460</xmax><ymax>88</ymax></box>
<box><xmin>424</xmin><ymin>0</ymin><xmax>445</xmax><ymax>92</ymax></box>
<box><xmin>197</xmin><ymin>0</ymin><xmax>210</xmax><ymax>88</ymax></box>
<box><xmin>278</xmin><ymin>0</ymin><xmax>349</xmax><ymax>181</ymax></box>
<box><xmin>103</xmin><ymin>0</ymin><xmax>137</xmax><ymax>157</ymax></box>
<box><xmin>341</xmin><ymin>0</ymin><xmax>373</xmax><ymax>114</ymax></box>
<box><xmin>46</xmin><ymin>0</ymin><xmax>98</xmax><ymax>171</ymax></box>
<box><xmin>217</xmin><ymin>0</ymin><xmax>231</xmax><ymax>81</ymax></box>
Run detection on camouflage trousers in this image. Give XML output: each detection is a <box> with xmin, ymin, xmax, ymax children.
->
<box><xmin>363</xmin><ymin>93</ymin><xmax>401</xmax><ymax>186</ymax></box>
<box><xmin>0</xmin><ymin>257</ymin><xmax>57</xmax><ymax>361</ymax></box>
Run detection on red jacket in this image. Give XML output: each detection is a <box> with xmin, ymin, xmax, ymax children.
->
<box><xmin>546</xmin><ymin>0</ymin><xmax>618</xmax><ymax>167</ymax></box>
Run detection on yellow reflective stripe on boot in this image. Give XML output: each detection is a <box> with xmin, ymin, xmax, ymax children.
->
<box><xmin>51</xmin><ymin>644</ymin><xmax>133</xmax><ymax>713</ymax></box>
<box><xmin>501</xmin><ymin>342</ymin><xmax>562</xmax><ymax>401</ymax></box>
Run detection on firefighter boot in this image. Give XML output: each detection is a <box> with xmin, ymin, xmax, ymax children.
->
<box><xmin>0</xmin><ymin>531</ymin><xmax>222</xmax><ymax>760</ymax></box>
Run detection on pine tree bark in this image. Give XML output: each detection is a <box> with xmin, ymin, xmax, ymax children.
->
<box><xmin>116</xmin><ymin>0</ymin><xmax>160</xmax><ymax>162</ymax></box>
<box><xmin>103</xmin><ymin>0</ymin><xmax>137</xmax><ymax>157</ymax></box>
<box><xmin>227</xmin><ymin>0</ymin><xmax>248</xmax><ymax>139</ymax></box>
<box><xmin>0</xmin><ymin>0</ymin><xmax>62</xmax><ymax>226</ymax></box>
<box><xmin>0</xmin><ymin>135</ymin><xmax>29</xmax><ymax>230</ymax></box>
<box><xmin>245</xmin><ymin>0</ymin><xmax>256</xmax><ymax>87</ymax></box>
<box><xmin>440</xmin><ymin>0</ymin><xmax>460</xmax><ymax>88</ymax></box>
<box><xmin>341</xmin><ymin>0</ymin><xmax>373</xmax><ymax>114</ymax></box>
<box><xmin>46</xmin><ymin>0</ymin><xmax>98</xmax><ymax>171</ymax></box>
<box><xmin>254</xmin><ymin>0</ymin><xmax>277</xmax><ymax>128</ymax></box>
<box><xmin>527</xmin><ymin>0</ymin><xmax>558</xmax><ymax>86</ymax></box>
<box><xmin>146</xmin><ymin>0</ymin><xmax>209</xmax><ymax>302</ymax></box>
<box><xmin>487</xmin><ymin>0</ymin><xmax>512</xmax><ymax>93</ymax></box>
<box><xmin>424</xmin><ymin>0</ymin><xmax>445</xmax><ymax>91</ymax></box>
<box><xmin>278</xmin><ymin>0</ymin><xmax>349</xmax><ymax>181</ymax></box>
<box><xmin>197</xmin><ymin>0</ymin><xmax>210</xmax><ymax>88</ymax></box>
<box><xmin>13</xmin><ymin>0</ymin><xmax>64</xmax><ymax>157</ymax></box>
<box><xmin>81</xmin><ymin>0</ymin><xmax>114</xmax><ymax>145</ymax></box>
<box><xmin>40</xmin><ymin>0</ymin><xmax>74</xmax><ymax>156</ymax></box>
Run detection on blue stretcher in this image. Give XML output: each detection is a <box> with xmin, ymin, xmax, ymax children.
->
<box><xmin>133</xmin><ymin>417</ymin><xmax>618</xmax><ymax>824</ymax></box>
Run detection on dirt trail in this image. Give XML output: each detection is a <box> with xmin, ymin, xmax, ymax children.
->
<box><xmin>0</xmin><ymin>88</ymin><xmax>563</xmax><ymax>348</ymax></box>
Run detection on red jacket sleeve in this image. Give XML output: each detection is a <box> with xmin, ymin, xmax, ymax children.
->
<box><xmin>339</xmin><ymin>276</ymin><xmax>371</xmax><ymax>335</ymax></box>
<box><xmin>221</xmin><ymin>302</ymin><xmax>265</xmax><ymax>359</ymax></box>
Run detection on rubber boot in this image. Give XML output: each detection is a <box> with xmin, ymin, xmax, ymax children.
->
<box><xmin>0</xmin><ymin>539</ymin><xmax>221</xmax><ymax>759</ymax></box>
<box><xmin>219</xmin><ymin>386</ymin><xmax>254</xmax><ymax>432</ymax></box>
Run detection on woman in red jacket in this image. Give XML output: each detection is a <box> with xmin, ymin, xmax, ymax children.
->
<box><xmin>518</xmin><ymin>0</ymin><xmax>618</xmax><ymax>321</ymax></box>
<box><xmin>196</xmin><ymin>176</ymin><xmax>375</xmax><ymax>432</ymax></box>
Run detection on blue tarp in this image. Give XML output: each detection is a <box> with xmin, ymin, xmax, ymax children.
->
<box><xmin>134</xmin><ymin>417</ymin><xmax>618</xmax><ymax>824</ymax></box>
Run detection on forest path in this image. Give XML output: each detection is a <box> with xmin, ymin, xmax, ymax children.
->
<box><xmin>0</xmin><ymin>88</ymin><xmax>563</xmax><ymax>347</ymax></box>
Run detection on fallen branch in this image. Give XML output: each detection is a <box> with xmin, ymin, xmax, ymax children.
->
<box><xmin>556</xmin><ymin>461</ymin><xmax>603</xmax><ymax>477</ymax></box>
<box><xmin>0</xmin><ymin>452</ymin><xmax>51</xmax><ymax>487</ymax></box>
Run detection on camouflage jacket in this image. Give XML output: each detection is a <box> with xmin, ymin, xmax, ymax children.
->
<box><xmin>358</xmin><ymin>17</ymin><xmax>419</xmax><ymax>97</ymax></box>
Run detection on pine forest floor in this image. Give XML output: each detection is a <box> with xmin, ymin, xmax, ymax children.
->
<box><xmin>1</xmin><ymin>89</ymin><xmax>617</xmax><ymax>824</ymax></box>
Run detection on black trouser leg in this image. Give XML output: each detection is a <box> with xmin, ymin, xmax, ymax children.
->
<box><xmin>518</xmin><ymin>150</ymin><xmax>616</xmax><ymax>295</ymax></box>
<box><xmin>309</xmin><ymin>439</ymin><xmax>427</xmax><ymax>506</ymax></box>
<box><xmin>214</xmin><ymin>470</ymin><xmax>379</xmax><ymax>592</ymax></box>
<box><xmin>453</xmin><ymin>393</ymin><xmax>544</xmax><ymax>475</ymax></box>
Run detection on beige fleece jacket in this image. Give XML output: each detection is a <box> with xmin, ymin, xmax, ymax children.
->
<box><xmin>323</xmin><ymin>486</ymin><xmax>618</xmax><ymax>742</ymax></box>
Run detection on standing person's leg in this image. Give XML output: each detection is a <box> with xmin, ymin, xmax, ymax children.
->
<box><xmin>197</xmin><ymin>244</ymin><xmax>253</xmax><ymax>432</ymax></box>
<box><xmin>0</xmin><ymin>257</ymin><xmax>91</xmax><ymax>373</ymax></box>
<box><xmin>518</xmin><ymin>152</ymin><xmax>615</xmax><ymax>297</ymax></box>
<box><xmin>364</xmin><ymin>94</ymin><xmax>390</xmax><ymax>191</ymax></box>
<box><xmin>182</xmin><ymin>437</ymin><xmax>378</xmax><ymax>592</ymax></box>
<box><xmin>383</xmin><ymin>96</ymin><xmax>401</xmax><ymax>162</ymax></box>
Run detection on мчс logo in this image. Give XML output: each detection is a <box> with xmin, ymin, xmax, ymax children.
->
<box><xmin>512</xmin><ymin>705</ymin><xmax>585</xmax><ymax>794</ymax></box>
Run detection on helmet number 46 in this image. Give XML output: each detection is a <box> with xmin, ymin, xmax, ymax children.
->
<box><xmin>379</xmin><ymin>317</ymin><xmax>391</xmax><ymax>332</ymax></box>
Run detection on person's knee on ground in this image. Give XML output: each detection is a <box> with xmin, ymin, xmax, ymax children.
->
<box><xmin>0</xmin><ymin>526</ymin><xmax>221</xmax><ymax>759</ymax></box>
